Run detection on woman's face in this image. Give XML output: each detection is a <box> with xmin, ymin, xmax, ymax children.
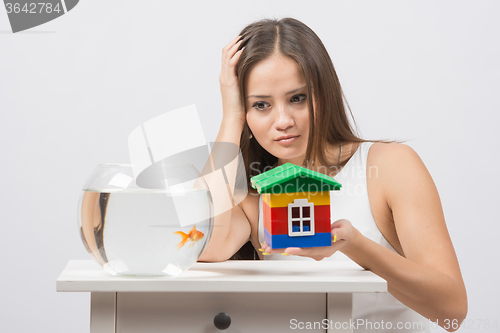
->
<box><xmin>245</xmin><ymin>54</ymin><xmax>311</xmax><ymax>165</ymax></box>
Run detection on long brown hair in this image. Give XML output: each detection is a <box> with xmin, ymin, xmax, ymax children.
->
<box><xmin>236</xmin><ymin>18</ymin><xmax>370</xmax><ymax>183</ymax></box>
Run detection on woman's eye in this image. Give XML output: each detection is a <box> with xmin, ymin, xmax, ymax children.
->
<box><xmin>252</xmin><ymin>101</ymin><xmax>270</xmax><ymax>111</ymax></box>
<box><xmin>291</xmin><ymin>94</ymin><xmax>307</xmax><ymax>103</ymax></box>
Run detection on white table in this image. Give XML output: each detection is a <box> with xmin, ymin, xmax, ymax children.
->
<box><xmin>57</xmin><ymin>260</ymin><xmax>387</xmax><ymax>333</ymax></box>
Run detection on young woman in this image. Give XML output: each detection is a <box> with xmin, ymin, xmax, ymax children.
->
<box><xmin>199</xmin><ymin>18</ymin><xmax>467</xmax><ymax>332</ymax></box>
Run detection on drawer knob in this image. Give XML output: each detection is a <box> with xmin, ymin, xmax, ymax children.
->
<box><xmin>213</xmin><ymin>312</ymin><xmax>231</xmax><ymax>330</ymax></box>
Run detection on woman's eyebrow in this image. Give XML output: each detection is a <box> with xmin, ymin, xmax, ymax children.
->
<box><xmin>285</xmin><ymin>85</ymin><xmax>307</xmax><ymax>96</ymax></box>
<box><xmin>246</xmin><ymin>85</ymin><xmax>307</xmax><ymax>99</ymax></box>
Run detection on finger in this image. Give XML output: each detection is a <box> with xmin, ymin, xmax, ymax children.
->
<box><xmin>258</xmin><ymin>242</ymin><xmax>270</xmax><ymax>255</ymax></box>
<box><xmin>259</xmin><ymin>243</ymin><xmax>287</xmax><ymax>256</ymax></box>
<box><xmin>283</xmin><ymin>247</ymin><xmax>302</xmax><ymax>255</ymax></box>
<box><xmin>331</xmin><ymin>219</ymin><xmax>351</xmax><ymax>242</ymax></box>
<box><xmin>284</xmin><ymin>247</ymin><xmax>330</xmax><ymax>261</ymax></box>
<box><xmin>258</xmin><ymin>242</ymin><xmax>267</xmax><ymax>253</ymax></box>
<box><xmin>228</xmin><ymin>47</ymin><xmax>244</xmax><ymax>67</ymax></box>
<box><xmin>222</xmin><ymin>36</ymin><xmax>242</xmax><ymax>62</ymax></box>
<box><xmin>222</xmin><ymin>35</ymin><xmax>242</xmax><ymax>53</ymax></box>
<box><xmin>221</xmin><ymin>36</ymin><xmax>241</xmax><ymax>66</ymax></box>
<box><xmin>284</xmin><ymin>246</ymin><xmax>321</xmax><ymax>255</ymax></box>
<box><xmin>223</xmin><ymin>40</ymin><xmax>243</xmax><ymax>65</ymax></box>
<box><xmin>229</xmin><ymin>39</ymin><xmax>243</xmax><ymax>53</ymax></box>
<box><xmin>284</xmin><ymin>247</ymin><xmax>317</xmax><ymax>260</ymax></box>
<box><xmin>330</xmin><ymin>229</ymin><xmax>344</xmax><ymax>246</ymax></box>
<box><xmin>230</xmin><ymin>35</ymin><xmax>242</xmax><ymax>46</ymax></box>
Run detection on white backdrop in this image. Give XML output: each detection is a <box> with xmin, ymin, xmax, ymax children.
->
<box><xmin>1</xmin><ymin>1</ymin><xmax>499</xmax><ymax>332</ymax></box>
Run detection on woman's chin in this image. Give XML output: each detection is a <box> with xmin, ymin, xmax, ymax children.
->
<box><xmin>273</xmin><ymin>151</ymin><xmax>306</xmax><ymax>165</ymax></box>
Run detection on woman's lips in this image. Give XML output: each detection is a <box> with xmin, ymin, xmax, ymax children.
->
<box><xmin>275</xmin><ymin>135</ymin><xmax>299</xmax><ymax>145</ymax></box>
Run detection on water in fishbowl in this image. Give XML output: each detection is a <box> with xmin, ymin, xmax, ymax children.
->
<box><xmin>79</xmin><ymin>188</ymin><xmax>212</xmax><ymax>276</ymax></box>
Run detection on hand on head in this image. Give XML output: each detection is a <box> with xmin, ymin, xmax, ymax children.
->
<box><xmin>220</xmin><ymin>35</ymin><xmax>246</xmax><ymax>126</ymax></box>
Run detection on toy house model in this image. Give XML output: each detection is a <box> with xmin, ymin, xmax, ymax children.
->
<box><xmin>251</xmin><ymin>163</ymin><xmax>342</xmax><ymax>249</ymax></box>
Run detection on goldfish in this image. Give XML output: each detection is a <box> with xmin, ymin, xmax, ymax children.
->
<box><xmin>174</xmin><ymin>225</ymin><xmax>205</xmax><ymax>250</ymax></box>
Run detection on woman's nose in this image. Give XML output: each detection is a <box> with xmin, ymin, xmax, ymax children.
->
<box><xmin>274</xmin><ymin>104</ymin><xmax>295</xmax><ymax>131</ymax></box>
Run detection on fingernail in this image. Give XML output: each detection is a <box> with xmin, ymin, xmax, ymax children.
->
<box><xmin>262</xmin><ymin>252</ymin><xmax>270</xmax><ymax>255</ymax></box>
<box><xmin>333</xmin><ymin>234</ymin><xmax>337</xmax><ymax>243</ymax></box>
<box><xmin>258</xmin><ymin>248</ymin><xmax>264</xmax><ymax>252</ymax></box>
<box><xmin>281</xmin><ymin>253</ymin><xmax>290</xmax><ymax>256</ymax></box>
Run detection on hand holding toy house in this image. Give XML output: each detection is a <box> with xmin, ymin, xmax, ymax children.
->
<box><xmin>251</xmin><ymin>163</ymin><xmax>342</xmax><ymax>249</ymax></box>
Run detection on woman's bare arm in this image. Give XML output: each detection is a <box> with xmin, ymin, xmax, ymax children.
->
<box><xmin>197</xmin><ymin>119</ymin><xmax>251</xmax><ymax>262</ymax></box>
<box><xmin>342</xmin><ymin>143</ymin><xmax>467</xmax><ymax>331</ymax></box>
<box><xmin>262</xmin><ymin>143</ymin><xmax>467</xmax><ymax>331</ymax></box>
<box><xmin>198</xmin><ymin>36</ymin><xmax>251</xmax><ymax>262</ymax></box>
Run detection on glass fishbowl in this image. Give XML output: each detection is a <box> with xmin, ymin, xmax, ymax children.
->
<box><xmin>77</xmin><ymin>162</ymin><xmax>213</xmax><ymax>276</ymax></box>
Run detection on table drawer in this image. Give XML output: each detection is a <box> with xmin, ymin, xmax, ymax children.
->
<box><xmin>116</xmin><ymin>292</ymin><xmax>326</xmax><ymax>332</ymax></box>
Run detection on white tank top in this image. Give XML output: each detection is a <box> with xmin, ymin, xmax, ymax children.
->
<box><xmin>258</xmin><ymin>142</ymin><xmax>431</xmax><ymax>333</ymax></box>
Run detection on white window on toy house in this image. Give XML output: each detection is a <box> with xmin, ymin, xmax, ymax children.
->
<box><xmin>288</xmin><ymin>199</ymin><xmax>315</xmax><ymax>237</ymax></box>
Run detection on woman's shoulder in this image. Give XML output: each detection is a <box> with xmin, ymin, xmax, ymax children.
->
<box><xmin>367</xmin><ymin>142</ymin><xmax>433</xmax><ymax>202</ymax></box>
<box><xmin>368</xmin><ymin>142</ymin><xmax>424</xmax><ymax>170</ymax></box>
<box><xmin>342</xmin><ymin>141</ymin><xmax>421</xmax><ymax>169</ymax></box>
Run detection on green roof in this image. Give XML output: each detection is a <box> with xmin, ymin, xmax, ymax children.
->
<box><xmin>251</xmin><ymin>163</ymin><xmax>342</xmax><ymax>194</ymax></box>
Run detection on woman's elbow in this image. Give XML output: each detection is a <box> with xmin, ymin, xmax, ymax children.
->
<box><xmin>439</xmin><ymin>297</ymin><xmax>468</xmax><ymax>332</ymax></box>
<box><xmin>198</xmin><ymin>250</ymin><xmax>232</xmax><ymax>263</ymax></box>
